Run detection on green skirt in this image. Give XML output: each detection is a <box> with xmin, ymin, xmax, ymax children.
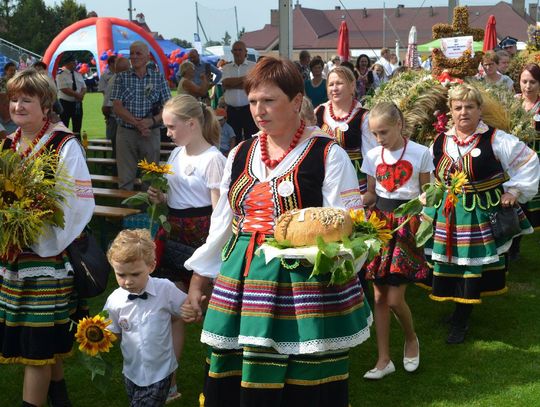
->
<box><xmin>201</xmin><ymin>234</ymin><xmax>373</xmax><ymax>354</ymax></box>
<box><xmin>422</xmin><ymin>191</ymin><xmax>532</xmax><ymax>303</ymax></box>
<box><xmin>0</xmin><ymin>250</ymin><xmax>86</xmax><ymax>365</ymax></box>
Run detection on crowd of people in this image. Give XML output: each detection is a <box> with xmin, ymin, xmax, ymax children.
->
<box><xmin>0</xmin><ymin>34</ymin><xmax>539</xmax><ymax>407</ymax></box>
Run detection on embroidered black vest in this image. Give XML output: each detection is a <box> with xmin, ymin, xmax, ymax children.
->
<box><xmin>229</xmin><ymin>136</ymin><xmax>335</xmax><ymax>232</ymax></box>
<box><xmin>1</xmin><ymin>131</ymin><xmax>75</xmax><ymax>155</ymax></box>
<box><xmin>432</xmin><ymin>127</ymin><xmax>507</xmax><ymax>210</ymax></box>
<box><xmin>315</xmin><ymin>104</ymin><xmax>367</xmax><ymax>154</ymax></box>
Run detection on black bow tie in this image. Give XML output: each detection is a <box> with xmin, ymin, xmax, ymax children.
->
<box><xmin>128</xmin><ymin>292</ymin><xmax>148</xmax><ymax>300</ymax></box>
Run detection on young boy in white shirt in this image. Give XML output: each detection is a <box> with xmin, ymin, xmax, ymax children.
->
<box><xmin>104</xmin><ymin>229</ymin><xmax>187</xmax><ymax>406</ymax></box>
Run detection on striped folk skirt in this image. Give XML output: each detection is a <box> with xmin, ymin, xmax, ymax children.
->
<box><xmin>201</xmin><ymin>233</ymin><xmax>373</xmax><ymax>406</ymax></box>
<box><xmin>0</xmin><ymin>251</ymin><xmax>84</xmax><ymax>365</ymax></box>
<box><xmin>422</xmin><ymin>191</ymin><xmax>533</xmax><ymax>303</ymax></box>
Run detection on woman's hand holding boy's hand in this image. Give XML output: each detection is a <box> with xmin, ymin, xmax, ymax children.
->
<box><xmin>184</xmin><ymin>274</ymin><xmax>211</xmax><ymax>323</ymax></box>
<box><xmin>181</xmin><ymin>296</ymin><xmax>206</xmax><ymax>322</ymax></box>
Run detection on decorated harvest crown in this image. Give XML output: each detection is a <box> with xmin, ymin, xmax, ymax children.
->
<box><xmin>430</xmin><ymin>6</ymin><xmax>484</xmax><ymax>78</ymax></box>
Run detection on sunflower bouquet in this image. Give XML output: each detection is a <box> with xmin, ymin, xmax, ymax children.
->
<box><xmin>73</xmin><ymin>311</ymin><xmax>118</xmax><ymax>381</ymax></box>
<box><xmin>392</xmin><ymin>170</ymin><xmax>469</xmax><ymax>247</ymax></box>
<box><xmin>0</xmin><ymin>145</ymin><xmax>70</xmax><ymax>260</ymax></box>
<box><xmin>122</xmin><ymin>159</ymin><xmax>173</xmax><ymax>234</ymax></box>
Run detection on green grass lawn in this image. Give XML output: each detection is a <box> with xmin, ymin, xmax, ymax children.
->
<box><xmin>3</xmin><ymin>93</ymin><xmax>540</xmax><ymax>405</ymax></box>
<box><xmin>3</xmin><ymin>234</ymin><xmax>540</xmax><ymax>406</ymax></box>
<box><xmin>81</xmin><ymin>92</ymin><xmax>107</xmax><ymax>140</ymax></box>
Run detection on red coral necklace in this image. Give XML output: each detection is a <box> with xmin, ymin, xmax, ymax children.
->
<box><xmin>260</xmin><ymin>120</ymin><xmax>305</xmax><ymax>169</ymax></box>
<box><xmin>381</xmin><ymin>137</ymin><xmax>408</xmax><ymax>166</ymax></box>
<box><xmin>329</xmin><ymin>99</ymin><xmax>356</xmax><ymax>122</ymax></box>
<box><xmin>11</xmin><ymin>119</ymin><xmax>51</xmax><ymax>157</ymax></box>
<box><xmin>452</xmin><ymin>133</ymin><xmax>477</xmax><ymax>147</ymax></box>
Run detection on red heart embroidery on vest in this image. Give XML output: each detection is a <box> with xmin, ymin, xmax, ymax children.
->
<box><xmin>375</xmin><ymin>160</ymin><xmax>413</xmax><ymax>192</ymax></box>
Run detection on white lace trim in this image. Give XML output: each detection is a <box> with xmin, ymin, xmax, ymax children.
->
<box><xmin>429</xmin><ymin>228</ymin><xmax>533</xmax><ymax>266</ymax></box>
<box><xmin>0</xmin><ymin>260</ymin><xmax>73</xmax><ymax>281</ymax></box>
<box><xmin>200</xmin><ymin>313</ymin><xmax>373</xmax><ymax>355</ymax></box>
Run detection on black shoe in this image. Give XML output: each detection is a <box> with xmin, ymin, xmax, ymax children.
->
<box><xmin>446</xmin><ymin>324</ymin><xmax>468</xmax><ymax>344</ymax></box>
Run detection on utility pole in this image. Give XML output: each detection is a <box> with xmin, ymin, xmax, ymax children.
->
<box><xmin>448</xmin><ymin>0</ymin><xmax>457</xmax><ymax>24</ymax></box>
<box><xmin>235</xmin><ymin>6</ymin><xmax>239</xmax><ymax>40</ymax></box>
<box><xmin>278</xmin><ymin>0</ymin><xmax>292</xmax><ymax>59</ymax></box>
<box><xmin>128</xmin><ymin>0</ymin><xmax>134</xmax><ymax>21</ymax></box>
<box><xmin>383</xmin><ymin>3</ymin><xmax>386</xmax><ymax>48</ymax></box>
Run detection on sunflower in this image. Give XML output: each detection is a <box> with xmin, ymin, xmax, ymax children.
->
<box><xmin>351</xmin><ymin>210</ymin><xmax>393</xmax><ymax>244</ymax></box>
<box><xmin>349</xmin><ymin>208</ymin><xmax>366</xmax><ymax>225</ymax></box>
<box><xmin>368</xmin><ymin>212</ymin><xmax>393</xmax><ymax>243</ymax></box>
<box><xmin>138</xmin><ymin>159</ymin><xmax>173</xmax><ymax>175</ymax></box>
<box><xmin>75</xmin><ymin>315</ymin><xmax>117</xmax><ymax>357</ymax></box>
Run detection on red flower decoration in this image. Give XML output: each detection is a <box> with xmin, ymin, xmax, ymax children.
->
<box><xmin>433</xmin><ymin>113</ymin><xmax>449</xmax><ymax>133</ymax></box>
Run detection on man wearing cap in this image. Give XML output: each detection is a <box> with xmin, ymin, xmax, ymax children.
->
<box><xmin>56</xmin><ymin>52</ymin><xmax>86</xmax><ymax>138</ymax></box>
<box><xmin>499</xmin><ymin>36</ymin><xmax>518</xmax><ymax>57</ymax></box>
<box><xmin>110</xmin><ymin>41</ymin><xmax>171</xmax><ymax>190</ymax></box>
<box><xmin>215</xmin><ymin>107</ymin><xmax>236</xmax><ymax>155</ymax></box>
<box><xmin>221</xmin><ymin>41</ymin><xmax>257</xmax><ymax>142</ymax></box>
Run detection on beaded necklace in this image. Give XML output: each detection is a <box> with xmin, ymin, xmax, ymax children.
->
<box><xmin>260</xmin><ymin>120</ymin><xmax>305</xmax><ymax>169</ymax></box>
<box><xmin>381</xmin><ymin>137</ymin><xmax>408</xmax><ymax>166</ymax></box>
<box><xmin>452</xmin><ymin>133</ymin><xmax>477</xmax><ymax>147</ymax></box>
<box><xmin>329</xmin><ymin>99</ymin><xmax>356</xmax><ymax>122</ymax></box>
<box><xmin>11</xmin><ymin>119</ymin><xmax>51</xmax><ymax>158</ymax></box>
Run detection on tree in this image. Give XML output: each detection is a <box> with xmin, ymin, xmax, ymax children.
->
<box><xmin>52</xmin><ymin>0</ymin><xmax>87</xmax><ymax>29</ymax></box>
<box><xmin>222</xmin><ymin>31</ymin><xmax>231</xmax><ymax>46</ymax></box>
<box><xmin>238</xmin><ymin>27</ymin><xmax>246</xmax><ymax>40</ymax></box>
<box><xmin>6</xmin><ymin>0</ymin><xmax>56</xmax><ymax>54</ymax></box>
<box><xmin>170</xmin><ymin>37</ymin><xmax>192</xmax><ymax>49</ymax></box>
<box><xmin>0</xmin><ymin>0</ymin><xmax>16</xmax><ymax>32</ymax></box>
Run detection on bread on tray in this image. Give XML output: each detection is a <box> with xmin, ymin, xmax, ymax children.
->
<box><xmin>274</xmin><ymin>207</ymin><xmax>353</xmax><ymax>247</ymax></box>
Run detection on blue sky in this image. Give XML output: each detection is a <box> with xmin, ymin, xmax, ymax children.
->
<box><xmin>44</xmin><ymin>1</ymin><xmax>534</xmax><ymax>42</ymax></box>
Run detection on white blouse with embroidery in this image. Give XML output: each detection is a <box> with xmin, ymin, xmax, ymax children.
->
<box><xmin>27</xmin><ymin>124</ymin><xmax>95</xmax><ymax>257</ymax></box>
<box><xmin>434</xmin><ymin>122</ymin><xmax>540</xmax><ymax>203</ymax></box>
<box><xmin>185</xmin><ymin>128</ymin><xmax>364</xmax><ymax>279</ymax></box>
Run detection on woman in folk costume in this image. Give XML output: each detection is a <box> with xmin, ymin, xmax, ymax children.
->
<box><xmin>0</xmin><ymin>69</ymin><xmax>94</xmax><ymax>406</ymax></box>
<box><xmin>508</xmin><ymin>63</ymin><xmax>540</xmax><ymax>259</ymax></box>
<box><xmin>424</xmin><ymin>83</ymin><xmax>540</xmax><ymax>344</ymax></box>
<box><xmin>182</xmin><ymin>57</ymin><xmax>372</xmax><ymax>407</ymax></box>
<box><xmin>315</xmin><ymin>66</ymin><xmax>377</xmax><ymax>194</ymax></box>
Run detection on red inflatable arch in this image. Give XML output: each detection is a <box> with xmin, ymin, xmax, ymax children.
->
<box><xmin>43</xmin><ymin>17</ymin><xmax>169</xmax><ymax>78</ymax></box>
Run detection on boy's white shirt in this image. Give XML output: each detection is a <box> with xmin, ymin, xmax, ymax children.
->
<box><xmin>104</xmin><ymin>276</ymin><xmax>187</xmax><ymax>387</ymax></box>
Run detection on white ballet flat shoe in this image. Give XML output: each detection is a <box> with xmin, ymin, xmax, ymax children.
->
<box><xmin>363</xmin><ymin>360</ymin><xmax>396</xmax><ymax>379</ymax></box>
<box><xmin>403</xmin><ymin>337</ymin><xmax>420</xmax><ymax>373</ymax></box>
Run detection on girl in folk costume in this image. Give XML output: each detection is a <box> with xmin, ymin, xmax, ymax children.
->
<box><xmin>361</xmin><ymin>102</ymin><xmax>433</xmax><ymax>379</ymax></box>
<box><xmin>424</xmin><ymin>84</ymin><xmax>540</xmax><ymax>344</ymax></box>
<box><xmin>315</xmin><ymin>66</ymin><xmax>378</xmax><ymax>194</ymax></box>
<box><xmin>147</xmin><ymin>94</ymin><xmax>226</xmax><ymax>402</ymax></box>
<box><xmin>183</xmin><ymin>57</ymin><xmax>372</xmax><ymax>407</ymax></box>
<box><xmin>0</xmin><ymin>69</ymin><xmax>94</xmax><ymax>406</ymax></box>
